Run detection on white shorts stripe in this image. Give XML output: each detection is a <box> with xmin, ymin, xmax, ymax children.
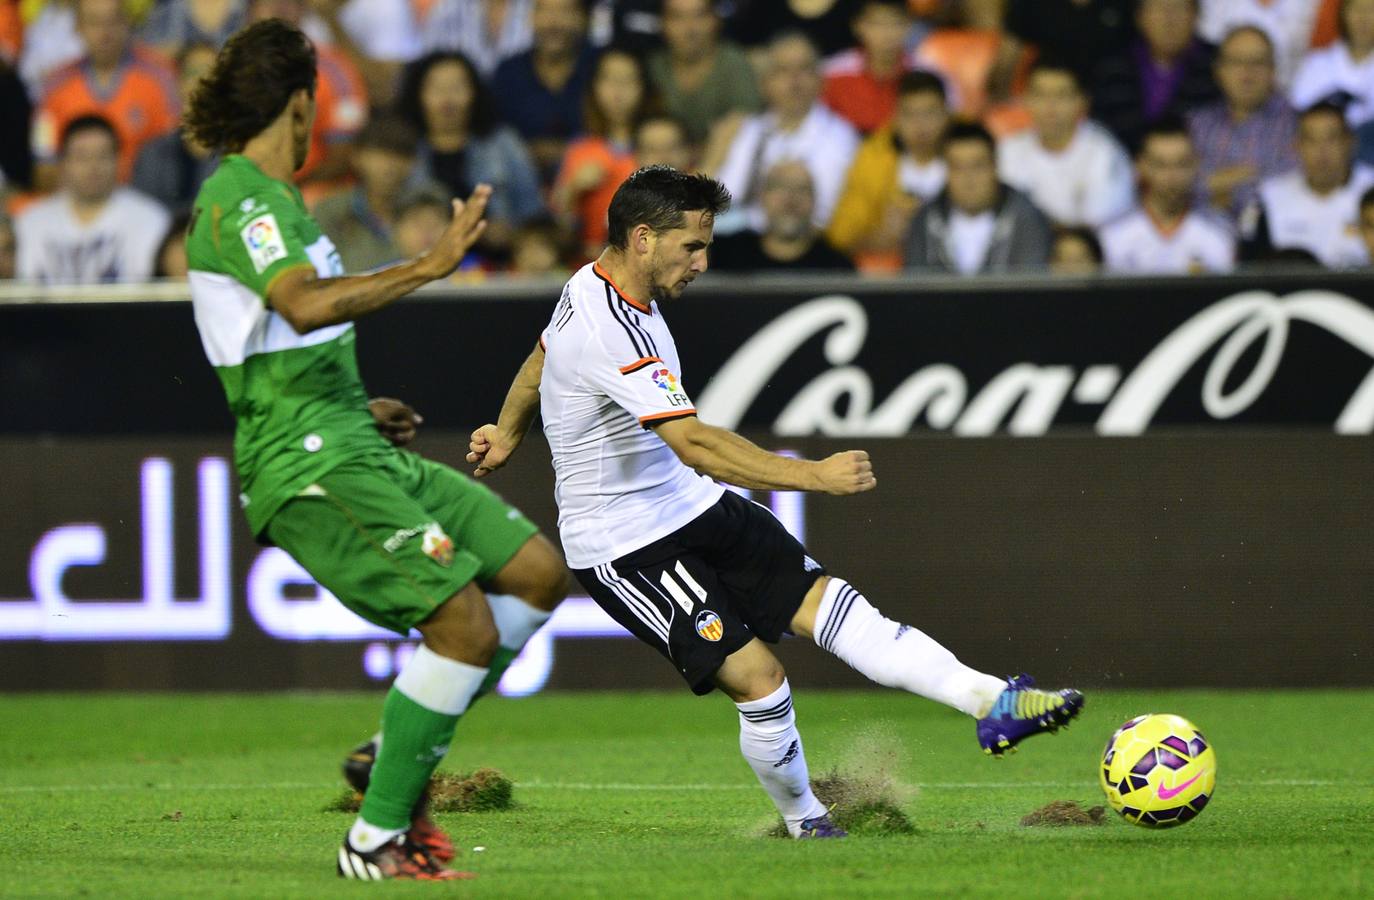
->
<box><xmin>595</xmin><ymin>564</ymin><xmax>670</xmax><ymax>643</ymax></box>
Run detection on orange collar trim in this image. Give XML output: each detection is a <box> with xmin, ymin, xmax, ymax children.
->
<box><xmin>594</xmin><ymin>262</ymin><xmax>653</xmax><ymax>314</ymax></box>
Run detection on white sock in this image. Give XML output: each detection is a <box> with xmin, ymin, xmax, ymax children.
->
<box><xmin>487</xmin><ymin>593</ymin><xmax>553</xmax><ymax>651</ymax></box>
<box><xmin>814</xmin><ymin>578</ymin><xmax>1007</xmax><ymax>718</ymax></box>
<box><xmin>349</xmin><ymin>817</ymin><xmax>404</xmax><ymax>852</ymax></box>
<box><xmin>735</xmin><ymin>680</ymin><xmax>828</xmax><ymax>837</ymax></box>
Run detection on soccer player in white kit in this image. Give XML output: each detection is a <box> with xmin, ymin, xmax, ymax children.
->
<box><xmin>468</xmin><ymin>166</ymin><xmax>1084</xmax><ymax>838</ymax></box>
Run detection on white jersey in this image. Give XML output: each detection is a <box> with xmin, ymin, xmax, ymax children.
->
<box><xmin>997</xmin><ymin>121</ymin><xmax>1135</xmax><ymax>227</ymax></box>
<box><xmin>539</xmin><ymin>262</ymin><xmax>724</xmax><ymax>569</ymax></box>
<box><xmin>1255</xmin><ymin>165</ymin><xmax>1374</xmax><ymax>268</ymax></box>
<box><xmin>1099</xmin><ymin>207</ymin><xmax>1237</xmax><ymax>274</ymax></box>
<box><xmin>1291</xmin><ymin>42</ymin><xmax>1374</xmax><ymax>127</ymax></box>
<box><xmin>15</xmin><ymin>187</ymin><xmax>170</xmax><ymax>284</ymax></box>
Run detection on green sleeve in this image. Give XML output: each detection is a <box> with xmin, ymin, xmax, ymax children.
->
<box><xmin>217</xmin><ymin>187</ymin><xmax>317</xmax><ymax>299</ymax></box>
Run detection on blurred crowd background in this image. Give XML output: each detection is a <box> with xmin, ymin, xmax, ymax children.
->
<box><xmin>1</xmin><ymin>0</ymin><xmax>1373</xmax><ymax>286</ymax></box>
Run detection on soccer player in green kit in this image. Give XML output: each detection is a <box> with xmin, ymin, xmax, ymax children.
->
<box><xmin>182</xmin><ymin>19</ymin><xmax>567</xmax><ymax>881</ymax></box>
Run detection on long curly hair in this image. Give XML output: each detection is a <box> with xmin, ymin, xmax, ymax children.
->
<box><xmin>182</xmin><ymin>19</ymin><xmax>317</xmax><ymax>153</ymax></box>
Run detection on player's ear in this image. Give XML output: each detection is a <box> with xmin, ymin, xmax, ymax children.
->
<box><xmin>632</xmin><ymin>223</ymin><xmax>654</xmax><ymax>257</ymax></box>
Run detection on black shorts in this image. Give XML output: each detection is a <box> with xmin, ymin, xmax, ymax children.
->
<box><xmin>573</xmin><ymin>490</ymin><xmax>826</xmax><ymax>695</ymax></box>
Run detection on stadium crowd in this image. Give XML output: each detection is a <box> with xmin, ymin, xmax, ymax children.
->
<box><xmin>1</xmin><ymin>0</ymin><xmax>1374</xmax><ymax>284</ymax></box>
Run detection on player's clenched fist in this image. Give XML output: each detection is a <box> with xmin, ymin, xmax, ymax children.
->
<box><xmin>466</xmin><ymin>423</ymin><xmax>515</xmax><ymax>477</ymax></box>
<box><xmin>812</xmin><ymin>450</ymin><xmax>876</xmax><ymax>495</ymax></box>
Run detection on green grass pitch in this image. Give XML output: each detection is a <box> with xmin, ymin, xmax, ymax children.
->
<box><xmin>3</xmin><ymin>689</ymin><xmax>1370</xmax><ymax>898</ymax></box>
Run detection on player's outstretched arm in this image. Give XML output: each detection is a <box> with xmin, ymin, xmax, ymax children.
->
<box><xmin>266</xmin><ymin>186</ymin><xmax>491</xmax><ymax>334</ymax></box>
<box><xmin>653</xmin><ymin>415</ymin><xmax>876</xmax><ymax>495</ymax></box>
<box><xmin>467</xmin><ymin>342</ymin><xmax>545</xmax><ymax>477</ymax></box>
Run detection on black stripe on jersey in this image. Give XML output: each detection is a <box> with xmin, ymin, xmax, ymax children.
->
<box><xmin>554</xmin><ymin>296</ymin><xmax>575</xmax><ymax>331</ymax></box>
<box><xmin>617</xmin><ymin>299</ymin><xmax>659</xmax><ymax>357</ymax></box>
<box><xmin>604</xmin><ymin>284</ymin><xmax>647</xmax><ymax>358</ymax></box>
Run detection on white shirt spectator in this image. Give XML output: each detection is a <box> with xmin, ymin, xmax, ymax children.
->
<box><xmin>422</xmin><ymin>0</ymin><xmax>533</xmax><ymax>79</ymax></box>
<box><xmin>714</xmin><ymin>102</ymin><xmax>860</xmax><ymax>234</ymax></box>
<box><xmin>945</xmin><ymin>210</ymin><xmax>997</xmax><ymax>275</ymax></box>
<box><xmin>18</xmin><ymin>2</ymin><xmax>82</xmax><ymax>97</ymax></box>
<box><xmin>338</xmin><ymin>0</ymin><xmax>423</xmax><ymax>62</ymax></box>
<box><xmin>898</xmin><ymin>157</ymin><xmax>947</xmax><ymax>201</ymax></box>
<box><xmin>998</xmin><ymin>120</ymin><xmax>1135</xmax><ymax>227</ymax></box>
<box><xmin>1291</xmin><ymin>43</ymin><xmax>1374</xmax><ymax>127</ymax></box>
<box><xmin>1099</xmin><ymin>208</ymin><xmax>1237</xmax><ymax>273</ymax></box>
<box><xmin>16</xmin><ymin>186</ymin><xmax>170</xmax><ymax>284</ymax></box>
<box><xmin>1254</xmin><ymin>164</ymin><xmax>1374</xmax><ymax>267</ymax></box>
<box><xmin>1199</xmin><ymin>0</ymin><xmax>1321</xmax><ymax>87</ymax></box>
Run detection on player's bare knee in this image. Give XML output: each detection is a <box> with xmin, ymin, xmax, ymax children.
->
<box><xmin>419</xmin><ymin>588</ymin><xmax>500</xmax><ymax>666</ymax></box>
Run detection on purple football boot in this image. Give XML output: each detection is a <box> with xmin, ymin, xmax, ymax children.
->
<box><xmin>797</xmin><ymin>812</ymin><xmax>848</xmax><ymax>839</ymax></box>
<box><xmin>976</xmin><ymin>674</ymin><xmax>1084</xmax><ymax>756</ymax></box>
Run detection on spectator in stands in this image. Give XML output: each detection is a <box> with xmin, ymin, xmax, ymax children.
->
<box><xmin>1049</xmin><ymin>226</ymin><xmax>1105</xmax><ymax>274</ymax></box>
<box><xmin>733</xmin><ymin>0</ymin><xmax>864</xmax><ymax>59</ymax></box>
<box><xmin>392</xmin><ymin>189</ymin><xmax>453</xmax><ymax>260</ymax></box>
<box><xmin>245</xmin><ymin>0</ymin><xmax>367</xmax><ymax>194</ymax></box>
<box><xmin>154</xmin><ymin>211</ymin><xmax>190</xmax><ymax>278</ymax></box>
<box><xmin>993</xmin><ymin>0</ymin><xmax>1135</xmax><ymax>95</ymax></box>
<box><xmin>999</xmin><ymin>59</ymin><xmax>1135</xmax><ymax>227</ymax></box>
<box><xmin>493</xmin><ymin>0</ymin><xmax>597</xmax><ymax>181</ymax></box>
<box><xmin>1291</xmin><ymin>0</ymin><xmax>1374</xmax><ymax>129</ymax></box>
<box><xmin>510</xmin><ymin>217</ymin><xmax>570</xmax><ymax>277</ymax></box>
<box><xmin>312</xmin><ymin>115</ymin><xmax>433</xmax><ymax>273</ymax></box>
<box><xmin>710</xmin><ymin>31</ymin><xmax>860</xmax><ymax>234</ymax></box>
<box><xmin>139</xmin><ymin>0</ymin><xmax>245</xmax><ymax>52</ymax></box>
<box><xmin>1198</xmin><ymin>0</ymin><xmax>1323</xmax><ymax>87</ymax></box>
<box><xmin>828</xmin><ymin>70</ymin><xmax>949</xmax><ymax>269</ymax></box>
<box><xmin>16</xmin><ymin>115</ymin><xmax>169</xmax><ymax>283</ymax></box>
<box><xmin>1093</xmin><ymin>0</ymin><xmax>1221</xmax><ymax>152</ymax></box>
<box><xmin>425</xmin><ymin>0</ymin><xmax>532</xmax><ymax>79</ymax></box>
<box><xmin>131</xmin><ymin>42</ymin><xmax>218</xmax><ymax>215</ymax></box>
<box><xmin>903</xmin><ymin>122</ymin><xmax>1052</xmax><ymax>274</ymax></box>
<box><xmin>31</xmin><ymin>0</ymin><xmax>179</xmax><ymax>190</ymax></box>
<box><xmin>1187</xmin><ymin>26</ymin><xmax>1297</xmax><ymax>219</ymax></box>
<box><xmin>1245</xmin><ymin>102</ymin><xmax>1374</xmax><ymax>267</ymax></box>
<box><xmin>1</xmin><ymin>59</ymin><xmax>33</xmax><ymax>191</ymax></box>
<box><xmin>400</xmin><ymin>51</ymin><xmax>546</xmax><ymax>253</ymax></box>
<box><xmin>634</xmin><ymin>114</ymin><xmax>693</xmax><ymax>170</ymax></box>
<box><xmin>1099</xmin><ymin>119</ymin><xmax>1236</xmax><ymax>272</ymax></box>
<box><xmin>552</xmin><ymin>47</ymin><xmax>652</xmax><ymax>261</ymax></box>
<box><xmin>1359</xmin><ymin>186</ymin><xmax>1374</xmax><ymax>262</ymax></box>
<box><xmin>711</xmin><ymin>160</ymin><xmax>856</xmax><ymax>272</ymax></box>
<box><xmin>647</xmin><ymin>0</ymin><xmax>761</xmax><ymax>146</ymax></box>
<box><xmin>19</xmin><ymin>0</ymin><xmax>83</xmax><ymax>97</ymax></box>
<box><xmin>0</xmin><ymin>211</ymin><xmax>15</xmax><ymax>280</ymax></box>
<box><xmin>821</xmin><ymin>0</ymin><xmax>923</xmax><ymax>134</ymax></box>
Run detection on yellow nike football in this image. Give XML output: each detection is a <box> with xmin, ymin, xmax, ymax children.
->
<box><xmin>1100</xmin><ymin>713</ymin><xmax>1217</xmax><ymax>827</ymax></box>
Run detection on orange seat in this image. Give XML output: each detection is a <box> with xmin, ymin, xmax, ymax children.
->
<box><xmin>914</xmin><ymin>28</ymin><xmax>1003</xmax><ymax>117</ymax></box>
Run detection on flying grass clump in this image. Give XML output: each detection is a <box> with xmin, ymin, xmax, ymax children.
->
<box><xmin>1019</xmin><ymin>800</ymin><xmax>1107</xmax><ymax>827</ymax></box>
<box><xmin>325</xmin><ymin>768</ymin><xmax>515</xmax><ymax>813</ymax></box>
<box><xmin>767</xmin><ymin>727</ymin><xmax>917</xmax><ymax>837</ymax></box>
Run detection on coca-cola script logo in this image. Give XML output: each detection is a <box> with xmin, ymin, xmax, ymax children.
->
<box><xmin>695</xmin><ymin>291</ymin><xmax>1374</xmax><ymax>436</ymax></box>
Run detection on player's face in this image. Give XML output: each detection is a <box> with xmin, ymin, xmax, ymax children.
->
<box><xmin>647</xmin><ymin>210</ymin><xmax>713</xmax><ymax>302</ymax></box>
<box><xmin>1297</xmin><ymin>112</ymin><xmax>1354</xmax><ymax>192</ymax></box>
<box><xmin>944</xmin><ymin>140</ymin><xmax>999</xmax><ymax>214</ymax></box>
<box><xmin>1139</xmin><ymin>134</ymin><xmax>1198</xmax><ymax>209</ymax></box>
<box><xmin>1216</xmin><ymin>30</ymin><xmax>1275</xmax><ymax>111</ymax></box>
<box><xmin>662</xmin><ymin>0</ymin><xmax>717</xmax><ymax>60</ymax></box>
<box><xmin>1026</xmin><ymin>71</ymin><xmax>1085</xmax><ymax>141</ymax></box>
<box><xmin>894</xmin><ymin>91</ymin><xmax>948</xmax><ymax>156</ymax></box>
<box><xmin>62</xmin><ymin>129</ymin><xmax>119</xmax><ymax>203</ymax></box>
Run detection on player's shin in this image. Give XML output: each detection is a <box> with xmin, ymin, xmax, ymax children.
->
<box><xmin>735</xmin><ymin>680</ymin><xmax>828</xmax><ymax>836</ymax></box>
<box><xmin>813</xmin><ymin>578</ymin><xmax>1006</xmax><ymax>718</ymax></box>
<box><xmin>473</xmin><ymin>594</ymin><xmax>553</xmax><ymax>699</ymax></box>
<box><xmin>352</xmin><ymin>645</ymin><xmax>489</xmax><ymax>851</ymax></box>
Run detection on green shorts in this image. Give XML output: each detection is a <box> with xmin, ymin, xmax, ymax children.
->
<box><xmin>265</xmin><ymin>450</ymin><xmax>539</xmax><ymax>635</ymax></box>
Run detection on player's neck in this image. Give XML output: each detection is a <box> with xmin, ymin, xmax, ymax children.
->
<box><xmin>240</xmin><ymin>120</ymin><xmax>298</xmax><ymax>185</ymax></box>
<box><xmin>594</xmin><ymin>250</ymin><xmax>650</xmax><ymax>303</ymax></box>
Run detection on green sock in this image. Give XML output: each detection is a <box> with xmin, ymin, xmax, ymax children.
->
<box><xmin>474</xmin><ymin>645</ymin><xmax>520</xmax><ymax>700</ymax></box>
<box><xmin>360</xmin><ymin>689</ymin><xmax>461</xmax><ymax>830</ymax></box>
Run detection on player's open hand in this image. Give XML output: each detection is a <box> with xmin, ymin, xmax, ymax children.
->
<box><xmin>813</xmin><ymin>450</ymin><xmax>876</xmax><ymax>495</ymax></box>
<box><xmin>467</xmin><ymin>423</ymin><xmax>517</xmax><ymax>477</ymax></box>
<box><xmin>368</xmin><ymin>397</ymin><xmax>423</xmax><ymax>447</ymax></box>
<box><xmin>420</xmin><ymin>185</ymin><xmax>492</xmax><ymax>279</ymax></box>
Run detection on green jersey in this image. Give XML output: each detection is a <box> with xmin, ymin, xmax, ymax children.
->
<box><xmin>186</xmin><ymin>154</ymin><xmax>389</xmax><ymax>535</ymax></box>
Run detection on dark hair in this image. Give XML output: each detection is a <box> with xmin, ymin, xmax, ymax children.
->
<box><xmin>1138</xmin><ymin>115</ymin><xmax>1192</xmax><ymax>154</ymax></box>
<box><xmin>396</xmin><ymin>187</ymin><xmax>452</xmax><ymax>220</ymax></box>
<box><xmin>897</xmin><ymin>69</ymin><xmax>946</xmax><ymax>103</ymax></box>
<box><xmin>183</xmin><ymin>19</ymin><xmax>316</xmax><ymax>153</ymax></box>
<box><xmin>606</xmin><ymin>166</ymin><xmax>731</xmax><ymax>249</ymax></box>
<box><xmin>354</xmin><ymin>113</ymin><xmax>420</xmax><ymax>156</ymax></box>
<box><xmin>583</xmin><ymin>47</ymin><xmax>657</xmax><ymax>138</ymax></box>
<box><xmin>1298</xmin><ymin>100</ymin><xmax>1352</xmax><ymax>132</ymax></box>
<box><xmin>1052</xmin><ymin>226</ymin><xmax>1103</xmax><ymax>263</ymax></box>
<box><xmin>1360</xmin><ymin>185</ymin><xmax>1374</xmax><ymax>212</ymax></box>
<box><xmin>1026</xmin><ymin>56</ymin><xmax>1084</xmax><ymax>91</ymax></box>
<box><xmin>60</xmin><ymin>114</ymin><xmax>119</xmax><ymax>155</ymax></box>
<box><xmin>940</xmin><ymin>121</ymin><xmax>995</xmax><ymax>155</ymax></box>
<box><xmin>397</xmin><ymin>51</ymin><xmax>497</xmax><ymax>140</ymax></box>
